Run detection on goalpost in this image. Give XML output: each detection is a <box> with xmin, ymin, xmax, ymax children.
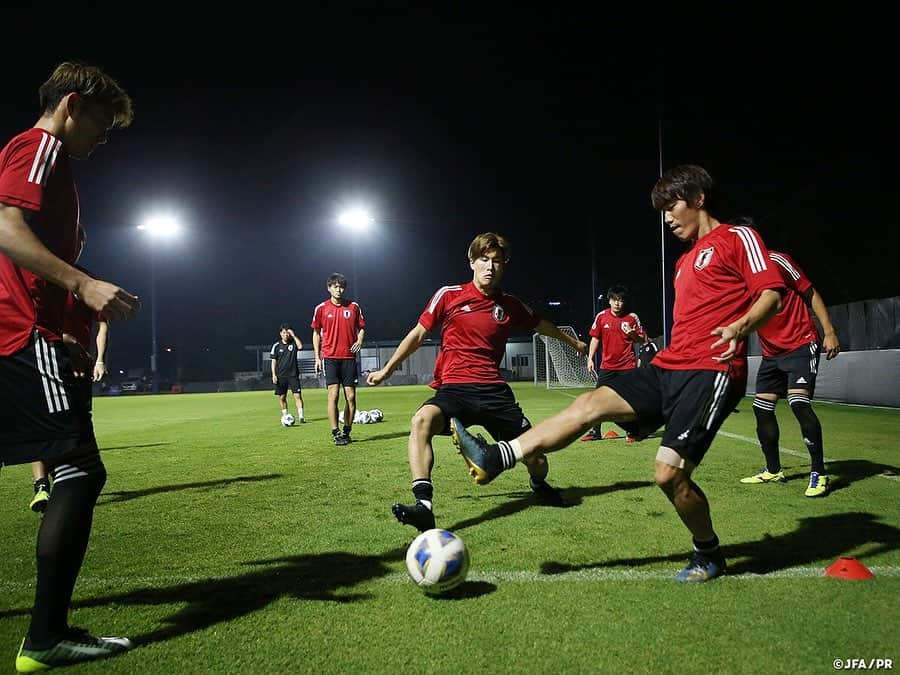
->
<box><xmin>532</xmin><ymin>325</ymin><xmax>596</xmax><ymax>388</ymax></box>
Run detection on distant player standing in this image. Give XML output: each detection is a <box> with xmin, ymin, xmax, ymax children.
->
<box><xmin>0</xmin><ymin>61</ymin><xmax>140</xmax><ymax>670</ymax></box>
<box><xmin>312</xmin><ymin>273</ymin><xmax>366</xmax><ymax>445</ymax></box>
<box><xmin>740</xmin><ymin>244</ymin><xmax>841</xmax><ymax>496</ymax></box>
<box><xmin>367</xmin><ymin>232</ymin><xmax>587</xmax><ymax>532</ymax></box>
<box><xmin>271</xmin><ymin>323</ymin><xmax>305</xmax><ymax>424</ymax></box>
<box><xmin>452</xmin><ymin>166</ymin><xmax>785</xmax><ymax>582</ymax></box>
<box><xmin>581</xmin><ymin>283</ymin><xmax>649</xmax><ymax>442</ymax></box>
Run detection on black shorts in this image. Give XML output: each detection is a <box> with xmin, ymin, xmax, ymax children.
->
<box><xmin>274</xmin><ymin>375</ymin><xmax>301</xmax><ymax>396</ymax></box>
<box><xmin>324</xmin><ymin>358</ymin><xmax>358</xmax><ymax>387</ymax></box>
<box><xmin>423</xmin><ymin>383</ymin><xmax>531</xmax><ymax>441</ymax></box>
<box><xmin>605</xmin><ymin>364</ymin><xmax>744</xmax><ymax>466</ymax></box>
<box><xmin>756</xmin><ymin>342</ymin><xmax>821</xmax><ymax>397</ymax></box>
<box><xmin>594</xmin><ymin>368</ymin><xmax>629</xmax><ymax>389</ymax></box>
<box><xmin>0</xmin><ymin>332</ymin><xmax>97</xmax><ymax>467</ymax></box>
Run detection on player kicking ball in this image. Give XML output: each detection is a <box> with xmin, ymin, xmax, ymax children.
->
<box><xmin>452</xmin><ymin>166</ymin><xmax>785</xmax><ymax>582</ymax></box>
<box><xmin>367</xmin><ymin>232</ymin><xmax>587</xmax><ymax>532</ymax></box>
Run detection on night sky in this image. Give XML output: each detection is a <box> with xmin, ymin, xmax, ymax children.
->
<box><xmin>1</xmin><ymin>7</ymin><xmax>895</xmax><ymax>381</ymax></box>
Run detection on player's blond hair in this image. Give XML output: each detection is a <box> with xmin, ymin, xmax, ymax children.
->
<box><xmin>39</xmin><ymin>61</ymin><xmax>134</xmax><ymax>128</ymax></box>
<box><xmin>468</xmin><ymin>232</ymin><xmax>510</xmax><ymax>263</ymax></box>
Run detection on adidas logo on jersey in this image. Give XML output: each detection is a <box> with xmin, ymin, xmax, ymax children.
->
<box><xmin>461</xmin><ymin>305</ymin><xmax>472</xmax><ymax>312</ymax></box>
<box><xmin>677</xmin><ymin>429</ymin><xmax>691</xmax><ymax>441</ymax></box>
<box><xmin>796</xmin><ymin>377</ymin><xmax>808</xmax><ymax>384</ymax></box>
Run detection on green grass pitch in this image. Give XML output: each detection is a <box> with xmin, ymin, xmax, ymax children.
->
<box><xmin>1</xmin><ymin>383</ymin><xmax>898</xmax><ymax>673</ymax></box>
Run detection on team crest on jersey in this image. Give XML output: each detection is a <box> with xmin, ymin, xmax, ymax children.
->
<box><xmin>694</xmin><ymin>246</ymin><xmax>715</xmax><ymax>270</ymax></box>
<box><xmin>492</xmin><ymin>304</ymin><xmax>507</xmax><ymax>322</ymax></box>
<box><xmin>343</xmin><ymin>309</ymin><xmax>351</xmax><ymax>319</ymax></box>
<box><xmin>288</xmin><ymin>345</ymin><xmax>293</xmax><ymax>352</ymax></box>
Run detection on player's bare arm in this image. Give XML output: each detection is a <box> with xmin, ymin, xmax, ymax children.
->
<box><xmin>0</xmin><ymin>204</ymin><xmax>140</xmax><ymax>321</ymax></box>
<box><xmin>288</xmin><ymin>328</ymin><xmax>303</xmax><ymax>351</ymax></box>
<box><xmin>367</xmin><ymin>323</ymin><xmax>427</xmax><ymax>386</ymax></box>
<box><xmin>807</xmin><ymin>287</ymin><xmax>841</xmax><ymax>359</ymax></box>
<box><xmin>710</xmin><ymin>288</ymin><xmax>782</xmax><ymax>362</ymax></box>
<box><xmin>586</xmin><ymin>336</ymin><xmax>600</xmax><ymax>375</ymax></box>
<box><xmin>312</xmin><ymin>330</ymin><xmax>322</xmax><ymax>373</ymax></box>
<box><xmin>93</xmin><ymin>321</ymin><xmax>109</xmax><ymax>381</ymax></box>
<box><xmin>351</xmin><ymin>328</ymin><xmax>365</xmax><ymax>354</ymax></box>
<box><xmin>536</xmin><ymin>319</ymin><xmax>587</xmax><ymax>355</ymax></box>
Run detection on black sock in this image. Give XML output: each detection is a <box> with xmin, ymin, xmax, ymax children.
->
<box><xmin>788</xmin><ymin>394</ymin><xmax>825</xmax><ymax>474</ymax></box>
<box><xmin>412</xmin><ymin>479</ymin><xmax>433</xmax><ymax>509</ymax></box>
<box><xmin>27</xmin><ymin>455</ymin><xmax>106</xmax><ymax>648</ymax></box>
<box><xmin>34</xmin><ymin>477</ymin><xmax>51</xmax><ymax>493</ymax></box>
<box><xmin>693</xmin><ymin>534</ymin><xmax>720</xmax><ymax>555</ymax></box>
<box><xmin>496</xmin><ymin>441</ymin><xmax>517</xmax><ymax>470</ymax></box>
<box><xmin>342</xmin><ymin>425</ymin><xmax>352</xmax><ymax>436</ymax></box>
<box><xmin>332</xmin><ymin>428</ymin><xmax>340</xmax><ymax>437</ymax></box>
<box><xmin>753</xmin><ymin>397</ymin><xmax>781</xmax><ymax>473</ymax></box>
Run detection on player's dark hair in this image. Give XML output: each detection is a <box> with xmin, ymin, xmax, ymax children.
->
<box><xmin>279</xmin><ymin>323</ymin><xmax>292</xmax><ymax>331</ymax></box>
<box><xmin>607</xmin><ymin>283</ymin><xmax>630</xmax><ymax>303</ymax></box>
<box><xmin>39</xmin><ymin>61</ymin><xmax>134</xmax><ymax>128</ymax></box>
<box><xmin>468</xmin><ymin>232</ymin><xmax>510</xmax><ymax>263</ymax></box>
<box><xmin>729</xmin><ymin>215</ymin><xmax>756</xmax><ymax>228</ymax></box>
<box><xmin>327</xmin><ymin>273</ymin><xmax>347</xmax><ymax>288</ymax></box>
<box><xmin>651</xmin><ymin>164</ymin><xmax>715</xmax><ymax>213</ymax></box>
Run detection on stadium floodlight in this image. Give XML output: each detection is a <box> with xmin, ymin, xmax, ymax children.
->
<box><xmin>337</xmin><ymin>208</ymin><xmax>374</xmax><ymax>233</ymax></box>
<box><xmin>137</xmin><ymin>214</ymin><xmax>183</xmax><ymax>394</ymax></box>
<box><xmin>137</xmin><ymin>215</ymin><xmax>181</xmax><ymax>239</ymax></box>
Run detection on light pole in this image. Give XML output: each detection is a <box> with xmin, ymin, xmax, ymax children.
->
<box><xmin>336</xmin><ymin>207</ymin><xmax>374</xmax><ymax>299</ymax></box>
<box><xmin>137</xmin><ymin>215</ymin><xmax>181</xmax><ymax>394</ymax></box>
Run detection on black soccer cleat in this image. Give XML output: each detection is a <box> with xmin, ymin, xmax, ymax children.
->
<box><xmin>450</xmin><ymin>417</ymin><xmax>504</xmax><ymax>485</ymax></box>
<box><xmin>392</xmin><ymin>502</ymin><xmax>436</xmax><ymax>532</ymax></box>
<box><xmin>530</xmin><ymin>479</ymin><xmax>566</xmax><ymax>507</ymax></box>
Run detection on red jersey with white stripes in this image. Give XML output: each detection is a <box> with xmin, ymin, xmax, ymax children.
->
<box><xmin>588</xmin><ymin>309</ymin><xmax>644</xmax><ymax>370</ymax></box>
<box><xmin>652</xmin><ymin>224</ymin><xmax>784</xmax><ymax>372</ymax></box>
<box><xmin>756</xmin><ymin>250</ymin><xmax>819</xmax><ymax>357</ymax></box>
<box><xmin>311</xmin><ymin>299</ymin><xmax>366</xmax><ymax>359</ymax></box>
<box><xmin>419</xmin><ymin>282</ymin><xmax>540</xmax><ymax>386</ymax></box>
<box><xmin>0</xmin><ymin>128</ymin><xmax>79</xmax><ymax>356</ymax></box>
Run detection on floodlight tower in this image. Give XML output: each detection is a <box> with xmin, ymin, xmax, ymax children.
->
<box><xmin>137</xmin><ymin>215</ymin><xmax>181</xmax><ymax>393</ymax></box>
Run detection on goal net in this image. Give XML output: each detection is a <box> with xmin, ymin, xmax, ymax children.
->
<box><xmin>533</xmin><ymin>325</ymin><xmax>595</xmax><ymax>388</ymax></box>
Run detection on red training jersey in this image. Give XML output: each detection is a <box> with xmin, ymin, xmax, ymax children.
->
<box><xmin>588</xmin><ymin>309</ymin><xmax>645</xmax><ymax>370</ymax></box>
<box><xmin>419</xmin><ymin>281</ymin><xmax>540</xmax><ymax>386</ymax></box>
<box><xmin>652</xmin><ymin>224</ymin><xmax>784</xmax><ymax>373</ymax></box>
<box><xmin>0</xmin><ymin>128</ymin><xmax>80</xmax><ymax>355</ymax></box>
<box><xmin>311</xmin><ymin>299</ymin><xmax>366</xmax><ymax>359</ymax></box>
<box><xmin>756</xmin><ymin>251</ymin><xmax>819</xmax><ymax>357</ymax></box>
<box><xmin>63</xmin><ymin>292</ymin><xmax>105</xmax><ymax>352</ymax></box>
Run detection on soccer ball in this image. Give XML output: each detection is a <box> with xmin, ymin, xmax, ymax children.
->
<box><xmin>281</xmin><ymin>413</ymin><xmax>295</xmax><ymax>427</ymax></box>
<box><xmin>370</xmin><ymin>409</ymin><xmax>384</xmax><ymax>422</ymax></box>
<box><xmin>357</xmin><ymin>410</ymin><xmax>373</xmax><ymax>424</ymax></box>
<box><xmin>405</xmin><ymin>528</ymin><xmax>470</xmax><ymax>595</ymax></box>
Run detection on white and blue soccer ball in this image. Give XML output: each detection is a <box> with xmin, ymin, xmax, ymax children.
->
<box><xmin>357</xmin><ymin>410</ymin><xmax>373</xmax><ymax>425</ymax></box>
<box><xmin>405</xmin><ymin>528</ymin><xmax>470</xmax><ymax>595</ymax></box>
<box><xmin>280</xmin><ymin>413</ymin><xmax>295</xmax><ymax>427</ymax></box>
<box><xmin>370</xmin><ymin>409</ymin><xmax>384</xmax><ymax>422</ymax></box>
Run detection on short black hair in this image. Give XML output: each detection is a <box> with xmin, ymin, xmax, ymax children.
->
<box><xmin>279</xmin><ymin>323</ymin><xmax>292</xmax><ymax>331</ymax></box>
<box><xmin>607</xmin><ymin>283</ymin><xmax>630</xmax><ymax>301</ymax></box>
<box><xmin>327</xmin><ymin>273</ymin><xmax>347</xmax><ymax>287</ymax></box>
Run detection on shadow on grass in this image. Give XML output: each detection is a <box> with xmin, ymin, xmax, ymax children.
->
<box><xmin>352</xmin><ymin>431</ymin><xmax>411</xmax><ymax>442</ymax></box>
<box><xmin>101</xmin><ymin>442</ymin><xmax>173</xmax><ymax>452</ymax></box>
<box><xmin>98</xmin><ymin>474</ymin><xmax>283</xmax><ymax>505</ymax></box>
<box><xmin>540</xmin><ymin>512</ymin><xmax>900</xmax><ymax>576</ymax></box>
<box><xmin>821</xmin><ymin>459</ymin><xmax>900</xmax><ymax>494</ymax></box>
<box><xmin>448</xmin><ymin>480</ymin><xmax>653</xmax><ymax>532</ymax></box>
<box><xmin>0</xmin><ymin>552</ymin><xmax>397</xmax><ymax>646</ymax></box>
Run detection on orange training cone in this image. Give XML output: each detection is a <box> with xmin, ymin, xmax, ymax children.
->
<box><xmin>603</xmin><ymin>430</ymin><xmax>619</xmax><ymax>439</ymax></box>
<box><xmin>824</xmin><ymin>557</ymin><xmax>874</xmax><ymax>580</ymax></box>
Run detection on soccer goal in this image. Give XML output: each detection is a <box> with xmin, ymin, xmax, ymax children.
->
<box><xmin>533</xmin><ymin>325</ymin><xmax>595</xmax><ymax>388</ymax></box>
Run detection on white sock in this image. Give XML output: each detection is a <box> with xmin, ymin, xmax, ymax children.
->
<box><xmin>297</xmin><ymin>407</ymin><xmax>304</xmax><ymax>418</ymax></box>
<box><xmin>281</xmin><ymin>408</ymin><xmax>288</xmax><ymax>415</ymax></box>
<box><xmin>509</xmin><ymin>439</ymin><xmax>524</xmax><ymax>461</ymax></box>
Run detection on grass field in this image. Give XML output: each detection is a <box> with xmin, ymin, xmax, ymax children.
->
<box><xmin>1</xmin><ymin>383</ymin><xmax>898</xmax><ymax>674</ymax></box>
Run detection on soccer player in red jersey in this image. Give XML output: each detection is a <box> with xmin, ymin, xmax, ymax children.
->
<box><xmin>737</xmin><ymin>238</ymin><xmax>841</xmax><ymax>497</ymax></box>
<box><xmin>581</xmin><ymin>283</ymin><xmax>650</xmax><ymax>441</ymax></box>
<box><xmin>0</xmin><ymin>62</ymin><xmax>140</xmax><ymax>670</ymax></box>
<box><xmin>452</xmin><ymin>166</ymin><xmax>785</xmax><ymax>582</ymax></box>
<box><xmin>367</xmin><ymin>232</ymin><xmax>587</xmax><ymax>532</ymax></box>
<box><xmin>312</xmin><ymin>273</ymin><xmax>366</xmax><ymax>445</ymax></box>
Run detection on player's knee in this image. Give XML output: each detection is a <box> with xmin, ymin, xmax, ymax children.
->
<box><xmin>788</xmin><ymin>394</ymin><xmax>820</xmax><ymax>431</ymax></box>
